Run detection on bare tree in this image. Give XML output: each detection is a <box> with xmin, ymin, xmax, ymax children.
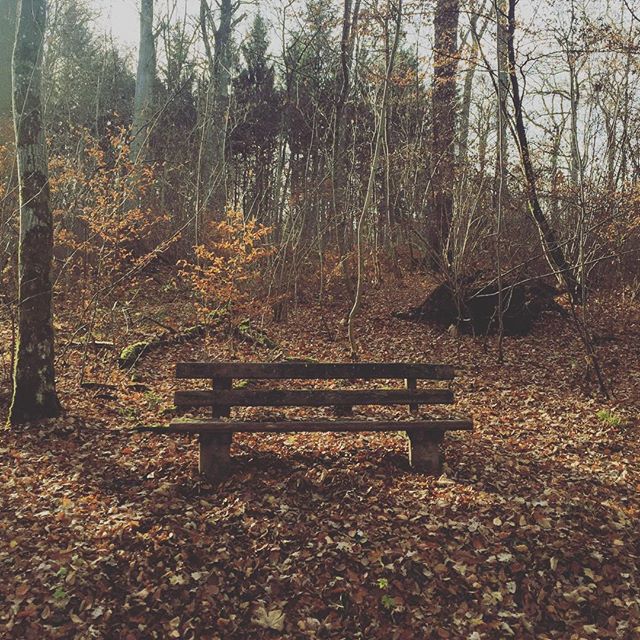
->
<box><xmin>348</xmin><ymin>0</ymin><xmax>403</xmax><ymax>357</ymax></box>
<box><xmin>458</xmin><ymin>0</ymin><xmax>489</xmax><ymax>168</ymax></box>
<box><xmin>197</xmin><ymin>0</ymin><xmax>242</xmax><ymax>219</ymax></box>
<box><xmin>332</xmin><ymin>0</ymin><xmax>361</xmax><ymax>294</ymax></box>
<box><xmin>495</xmin><ymin>0</ymin><xmax>509</xmax><ymax>201</ymax></box>
<box><xmin>9</xmin><ymin>0</ymin><xmax>61</xmax><ymax>423</ymax></box>
<box><xmin>506</xmin><ymin>0</ymin><xmax>581</xmax><ymax>301</ymax></box>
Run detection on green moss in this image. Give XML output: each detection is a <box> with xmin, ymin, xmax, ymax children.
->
<box><xmin>118</xmin><ymin>341</ymin><xmax>150</xmax><ymax>369</ymax></box>
<box><xmin>160</xmin><ymin>405</ymin><xmax>177</xmax><ymax>416</ymax></box>
<box><xmin>117</xmin><ymin>405</ymin><xmax>141</xmax><ymax>421</ymax></box>
<box><xmin>234</xmin><ymin>319</ymin><xmax>277</xmax><ymax>349</ymax></box>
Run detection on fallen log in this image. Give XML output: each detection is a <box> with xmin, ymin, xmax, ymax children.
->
<box><xmin>118</xmin><ymin>325</ymin><xmax>206</xmax><ymax>369</ymax></box>
<box><xmin>118</xmin><ymin>320</ymin><xmax>278</xmax><ymax>369</ymax></box>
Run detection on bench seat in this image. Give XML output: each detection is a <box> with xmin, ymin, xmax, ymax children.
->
<box><xmin>140</xmin><ymin>418</ymin><xmax>473</xmax><ymax>434</ymax></box>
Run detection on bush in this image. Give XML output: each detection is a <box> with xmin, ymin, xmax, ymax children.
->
<box><xmin>179</xmin><ymin>210</ymin><xmax>273</xmax><ymax>321</ymax></box>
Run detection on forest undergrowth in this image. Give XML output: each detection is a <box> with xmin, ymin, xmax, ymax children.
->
<box><xmin>0</xmin><ymin>274</ymin><xmax>639</xmax><ymax>639</ymax></box>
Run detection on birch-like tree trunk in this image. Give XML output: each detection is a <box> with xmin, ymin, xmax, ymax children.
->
<box><xmin>332</xmin><ymin>0</ymin><xmax>361</xmax><ymax>294</ymax></box>
<box><xmin>347</xmin><ymin>0</ymin><xmax>402</xmax><ymax>357</ymax></box>
<box><xmin>130</xmin><ymin>0</ymin><xmax>155</xmax><ymax>163</ymax></box>
<box><xmin>458</xmin><ymin>1</ymin><xmax>488</xmax><ymax>167</ymax></box>
<box><xmin>10</xmin><ymin>0</ymin><xmax>61</xmax><ymax>423</ymax></box>
<box><xmin>197</xmin><ymin>0</ymin><xmax>236</xmax><ymax>217</ymax></box>
<box><xmin>495</xmin><ymin>0</ymin><xmax>509</xmax><ymax>200</ymax></box>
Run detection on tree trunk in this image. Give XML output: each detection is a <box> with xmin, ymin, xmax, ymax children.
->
<box><xmin>347</xmin><ymin>0</ymin><xmax>402</xmax><ymax>357</ymax></box>
<box><xmin>198</xmin><ymin>0</ymin><xmax>234</xmax><ymax>217</ymax></box>
<box><xmin>429</xmin><ymin>0</ymin><xmax>460</xmax><ymax>267</ymax></box>
<box><xmin>332</xmin><ymin>0</ymin><xmax>361</xmax><ymax>293</ymax></box>
<box><xmin>458</xmin><ymin>1</ymin><xmax>488</xmax><ymax>167</ymax></box>
<box><xmin>494</xmin><ymin>0</ymin><xmax>509</xmax><ymax>203</ymax></box>
<box><xmin>130</xmin><ymin>0</ymin><xmax>156</xmax><ymax>163</ymax></box>
<box><xmin>10</xmin><ymin>0</ymin><xmax>61</xmax><ymax>424</ymax></box>
<box><xmin>506</xmin><ymin>0</ymin><xmax>581</xmax><ymax>302</ymax></box>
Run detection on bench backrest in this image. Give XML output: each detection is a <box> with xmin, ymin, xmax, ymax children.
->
<box><xmin>176</xmin><ymin>362</ymin><xmax>454</xmax><ymax>380</ymax></box>
<box><xmin>174</xmin><ymin>362</ymin><xmax>456</xmax><ymax>416</ymax></box>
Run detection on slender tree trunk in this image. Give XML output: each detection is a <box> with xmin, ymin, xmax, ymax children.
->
<box><xmin>458</xmin><ymin>2</ymin><xmax>489</xmax><ymax>167</ymax></box>
<box><xmin>494</xmin><ymin>0</ymin><xmax>506</xmax><ymax>362</ymax></box>
<box><xmin>506</xmin><ymin>0</ymin><xmax>580</xmax><ymax>301</ymax></box>
<box><xmin>10</xmin><ymin>0</ymin><xmax>61</xmax><ymax>424</ymax></box>
<box><xmin>347</xmin><ymin>0</ymin><xmax>402</xmax><ymax>358</ymax></box>
<box><xmin>332</xmin><ymin>0</ymin><xmax>361</xmax><ymax>294</ymax></box>
<box><xmin>198</xmin><ymin>0</ymin><xmax>234</xmax><ymax>217</ymax></box>
<box><xmin>549</xmin><ymin>121</ymin><xmax>563</xmax><ymax>224</ymax></box>
<box><xmin>494</xmin><ymin>0</ymin><xmax>509</xmax><ymax>202</ymax></box>
<box><xmin>130</xmin><ymin>0</ymin><xmax>156</xmax><ymax>163</ymax></box>
<box><xmin>429</xmin><ymin>0</ymin><xmax>460</xmax><ymax>267</ymax></box>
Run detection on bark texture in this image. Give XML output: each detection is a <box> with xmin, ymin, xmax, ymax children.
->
<box><xmin>130</xmin><ymin>0</ymin><xmax>155</xmax><ymax>163</ymax></box>
<box><xmin>198</xmin><ymin>0</ymin><xmax>234</xmax><ymax>216</ymax></box>
<box><xmin>10</xmin><ymin>0</ymin><xmax>61</xmax><ymax>423</ymax></box>
<box><xmin>0</xmin><ymin>0</ymin><xmax>16</xmax><ymax>140</ymax></box>
<box><xmin>430</xmin><ymin>0</ymin><xmax>460</xmax><ymax>266</ymax></box>
<box><xmin>0</xmin><ymin>0</ymin><xmax>16</xmax><ymax>115</ymax></box>
<box><xmin>495</xmin><ymin>0</ymin><xmax>509</xmax><ymax>199</ymax></box>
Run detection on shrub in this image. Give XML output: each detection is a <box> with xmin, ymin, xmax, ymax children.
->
<box><xmin>50</xmin><ymin>127</ymin><xmax>171</xmax><ymax>293</ymax></box>
<box><xmin>179</xmin><ymin>210</ymin><xmax>273</xmax><ymax>321</ymax></box>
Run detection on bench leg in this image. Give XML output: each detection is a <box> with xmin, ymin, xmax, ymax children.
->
<box><xmin>407</xmin><ymin>431</ymin><xmax>443</xmax><ymax>475</ymax></box>
<box><xmin>199</xmin><ymin>432</ymin><xmax>232</xmax><ymax>482</ymax></box>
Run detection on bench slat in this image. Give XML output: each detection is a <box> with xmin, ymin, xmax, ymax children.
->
<box><xmin>137</xmin><ymin>419</ymin><xmax>473</xmax><ymax>434</ymax></box>
<box><xmin>174</xmin><ymin>388</ymin><xmax>454</xmax><ymax>408</ymax></box>
<box><xmin>176</xmin><ymin>362</ymin><xmax>455</xmax><ymax>380</ymax></box>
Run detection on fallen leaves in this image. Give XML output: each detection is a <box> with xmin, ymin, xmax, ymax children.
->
<box><xmin>0</xmin><ymin>277</ymin><xmax>639</xmax><ymax>638</ymax></box>
<box><xmin>253</xmin><ymin>606</ymin><xmax>285</xmax><ymax>632</ymax></box>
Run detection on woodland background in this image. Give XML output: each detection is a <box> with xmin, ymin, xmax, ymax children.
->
<box><xmin>0</xmin><ymin>0</ymin><xmax>639</xmax><ymax>638</ymax></box>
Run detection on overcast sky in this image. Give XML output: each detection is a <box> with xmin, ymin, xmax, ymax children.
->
<box><xmin>93</xmin><ymin>0</ymin><xmax>204</xmax><ymax>49</ymax></box>
<box><xmin>93</xmin><ymin>0</ymin><xmax>138</xmax><ymax>47</ymax></box>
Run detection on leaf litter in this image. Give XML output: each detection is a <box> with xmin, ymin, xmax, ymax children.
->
<box><xmin>0</xmin><ymin>275</ymin><xmax>638</xmax><ymax>638</ymax></box>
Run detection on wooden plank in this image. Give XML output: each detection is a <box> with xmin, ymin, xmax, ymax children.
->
<box><xmin>334</xmin><ymin>405</ymin><xmax>353</xmax><ymax>417</ymax></box>
<box><xmin>137</xmin><ymin>419</ymin><xmax>473</xmax><ymax>434</ymax></box>
<box><xmin>199</xmin><ymin>376</ymin><xmax>233</xmax><ymax>482</ymax></box>
<box><xmin>176</xmin><ymin>361</ymin><xmax>455</xmax><ymax>380</ymax></box>
<box><xmin>174</xmin><ymin>388</ymin><xmax>454</xmax><ymax>408</ymax></box>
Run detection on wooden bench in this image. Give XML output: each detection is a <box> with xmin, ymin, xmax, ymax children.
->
<box><xmin>137</xmin><ymin>362</ymin><xmax>472</xmax><ymax>482</ymax></box>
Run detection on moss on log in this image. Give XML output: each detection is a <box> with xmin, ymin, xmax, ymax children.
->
<box><xmin>118</xmin><ymin>325</ymin><xmax>206</xmax><ymax>369</ymax></box>
<box><xmin>119</xmin><ymin>341</ymin><xmax>151</xmax><ymax>368</ymax></box>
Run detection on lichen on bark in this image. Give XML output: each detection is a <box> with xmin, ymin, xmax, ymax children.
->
<box><xmin>9</xmin><ymin>0</ymin><xmax>61</xmax><ymax>424</ymax></box>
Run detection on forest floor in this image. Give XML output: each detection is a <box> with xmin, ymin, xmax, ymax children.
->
<box><xmin>0</xmin><ymin>273</ymin><xmax>639</xmax><ymax>640</ymax></box>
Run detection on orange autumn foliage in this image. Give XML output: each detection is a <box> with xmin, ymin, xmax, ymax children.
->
<box><xmin>50</xmin><ymin>128</ymin><xmax>171</xmax><ymax>294</ymax></box>
<box><xmin>179</xmin><ymin>210</ymin><xmax>273</xmax><ymax>320</ymax></box>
